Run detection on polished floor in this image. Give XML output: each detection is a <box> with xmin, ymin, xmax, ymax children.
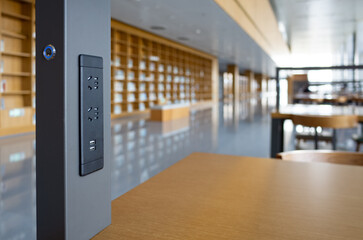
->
<box><xmin>0</xmin><ymin>97</ymin><xmax>360</xmax><ymax>240</ymax></box>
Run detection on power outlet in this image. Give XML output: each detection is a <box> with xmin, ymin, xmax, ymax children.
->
<box><xmin>79</xmin><ymin>54</ymin><xmax>104</xmax><ymax>176</ymax></box>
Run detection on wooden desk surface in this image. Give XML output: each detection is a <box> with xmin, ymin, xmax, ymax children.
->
<box><xmin>271</xmin><ymin>104</ymin><xmax>363</xmax><ymax>122</ymax></box>
<box><xmin>93</xmin><ymin>153</ymin><xmax>363</xmax><ymax>240</ymax></box>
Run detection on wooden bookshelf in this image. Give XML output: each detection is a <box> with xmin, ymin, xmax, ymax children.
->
<box><xmin>0</xmin><ymin>0</ymin><xmax>35</xmax><ymax>137</ymax></box>
<box><xmin>111</xmin><ymin>20</ymin><xmax>216</xmax><ymax>119</ymax></box>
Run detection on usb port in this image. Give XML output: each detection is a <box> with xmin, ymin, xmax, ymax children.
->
<box><xmin>89</xmin><ymin>146</ymin><xmax>96</xmax><ymax>151</ymax></box>
<box><xmin>90</xmin><ymin>140</ymin><xmax>96</xmax><ymax>145</ymax></box>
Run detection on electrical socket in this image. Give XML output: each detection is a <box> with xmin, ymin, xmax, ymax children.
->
<box><xmin>79</xmin><ymin>55</ymin><xmax>104</xmax><ymax>176</ymax></box>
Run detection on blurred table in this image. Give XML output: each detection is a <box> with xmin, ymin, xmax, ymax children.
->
<box><xmin>270</xmin><ymin>104</ymin><xmax>363</xmax><ymax>157</ymax></box>
<box><xmin>93</xmin><ymin>152</ymin><xmax>363</xmax><ymax>240</ymax></box>
<box><xmin>294</xmin><ymin>93</ymin><xmax>349</xmax><ymax>105</ymax></box>
<box><xmin>150</xmin><ymin>103</ymin><xmax>190</xmax><ymax>121</ymax></box>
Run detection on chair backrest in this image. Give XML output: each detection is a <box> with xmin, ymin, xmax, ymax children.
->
<box><xmin>276</xmin><ymin>150</ymin><xmax>363</xmax><ymax>166</ymax></box>
<box><xmin>291</xmin><ymin>114</ymin><xmax>358</xmax><ymax>128</ymax></box>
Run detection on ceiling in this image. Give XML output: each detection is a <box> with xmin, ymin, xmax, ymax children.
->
<box><xmin>270</xmin><ymin>0</ymin><xmax>363</xmax><ymax>66</ymax></box>
<box><xmin>111</xmin><ymin>0</ymin><xmax>277</xmax><ymax>76</ymax></box>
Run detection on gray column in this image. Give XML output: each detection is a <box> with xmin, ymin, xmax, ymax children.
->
<box><xmin>36</xmin><ymin>0</ymin><xmax>111</xmax><ymax>239</ymax></box>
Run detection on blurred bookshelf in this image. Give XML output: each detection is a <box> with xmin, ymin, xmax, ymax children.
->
<box><xmin>111</xmin><ymin>20</ymin><xmax>216</xmax><ymax>119</ymax></box>
<box><xmin>0</xmin><ymin>0</ymin><xmax>35</xmax><ymax>137</ymax></box>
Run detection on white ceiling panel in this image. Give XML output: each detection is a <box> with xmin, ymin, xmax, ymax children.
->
<box><xmin>270</xmin><ymin>0</ymin><xmax>363</xmax><ymax>59</ymax></box>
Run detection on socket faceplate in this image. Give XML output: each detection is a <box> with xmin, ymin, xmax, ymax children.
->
<box><xmin>79</xmin><ymin>54</ymin><xmax>104</xmax><ymax>176</ymax></box>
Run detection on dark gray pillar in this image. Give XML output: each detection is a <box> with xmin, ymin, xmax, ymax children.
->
<box><xmin>36</xmin><ymin>0</ymin><xmax>111</xmax><ymax>239</ymax></box>
<box><xmin>275</xmin><ymin>68</ymin><xmax>280</xmax><ymax>111</ymax></box>
<box><xmin>270</xmin><ymin>118</ymin><xmax>284</xmax><ymax>158</ymax></box>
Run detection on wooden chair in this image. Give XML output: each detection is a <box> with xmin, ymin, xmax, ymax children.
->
<box><xmin>291</xmin><ymin>114</ymin><xmax>358</xmax><ymax>150</ymax></box>
<box><xmin>276</xmin><ymin>150</ymin><xmax>363</xmax><ymax>166</ymax></box>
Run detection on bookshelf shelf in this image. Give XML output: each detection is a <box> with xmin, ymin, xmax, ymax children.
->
<box><xmin>2</xmin><ymin>11</ymin><xmax>31</xmax><ymax>21</ymax></box>
<box><xmin>2</xmin><ymin>51</ymin><xmax>31</xmax><ymax>57</ymax></box>
<box><xmin>2</xmin><ymin>72</ymin><xmax>32</xmax><ymax>77</ymax></box>
<box><xmin>1</xmin><ymin>90</ymin><xmax>32</xmax><ymax>95</ymax></box>
<box><xmin>1</xmin><ymin>30</ymin><xmax>27</xmax><ymax>39</ymax></box>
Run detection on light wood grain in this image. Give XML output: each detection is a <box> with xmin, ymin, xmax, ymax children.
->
<box><xmin>149</xmin><ymin>106</ymin><xmax>189</xmax><ymax>121</ymax></box>
<box><xmin>277</xmin><ymin>150</ymin><xmax>363</xmax><ymax>166</ymax></box>
<box><xmin>271</xmin><ymin>104</ymin><xmax>363</xmax><ymax>122</ymax></box>
<box><xmin>93</xmin><ymin>152</ymin><xmax>363</xmax><ymax>240</ymax></box>
<box><xmin>291</xmin><ymin>114</ymin><xmax>358</xmax><ymax>128</ymax></box>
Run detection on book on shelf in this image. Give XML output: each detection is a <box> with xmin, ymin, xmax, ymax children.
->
<box><xmin>127</xmin><ymin>93</ymin><xmax>136</xmax><ymax>102</ymax></box>
<box><xmin>128</xmin><ymin>71</ymin><xmax>135</xmax><ymax>80</ymax></box>
<box><xmin>149</xmin><ymin>83</ymin><xmax>155</xmax><ymax>91</ymax></box>
<box><xmin>149</xmin><ymin>56</ymin><xmax>159</xmax><ymax>62</ymax></box>
<box><xmin>128</xmin><ymin>59</ymin><xmax>133</xmax><ymax>68</ymax></box>
<box><xmin>158</xmin><ymin>74</ymin><xmax>164</xmax><ymax>81</ymax></box>
<box><xmin>114</xmin><ymin>82</ymin><xmax>123</xmax><ymax>91</ymax></box>
<box><xmin>114</xmin><ymin>105</ymin><xmax>122</xmax><ymax>114</ymax></box>
<box><xmin>139</xmin><ymin>103</ymin><xmax>145</xmax><ymax>110</ymax></box>
<box><xmin>158</xmin><ymin>64</ymin><xmax>164</xmax><ymax>72</ymax></box>
<box><xmin>139</xmin><ymin>83</ymin><xmax>146</xmax><ymax>91</ymax></box>
<box><xmin>127</xmin><ymin>82</ymin><xmax>136</xmax><ymax>92</ymax></box>
<box><xmin>150</xmin><ymin>62</ymin><xmax>155</xmax><ymax>71</ymax></box>
<box><xmin>146</xmin><ymin>73</ymin><xmax>154</xmax><ymax>81</ymax></box>
<box><xmin>140</xmin><ymin>73</ymin><xmax>146</xmax><ymax>81</ymax></box>
<box><xmin>139</xmin><ymin>93</ymin><xmax>147</xmax><ymax>101</ymax></box>
<box><xmin>9</xmin><ymin>108</ymin><xmax>25</xmax><ymax>117</ymax></box>
<box><xmin>127</xmin><ymin>104</ymin><xmax>133</xmax><ymax>112</ymax></box>
<box><xmin>139</xmin><ymin>61</ymin><xmax>146</xmax><ymax>70</ymax></box>
<box><xmin>0</xmin><ymin>79</ymin><xmax>6</xmax><ymax>92</ymax></box>
<box><xmin>158</xmin><ymin>83</ymin><xmax>164</xmax><ymax>91</ymax></box>
<box><xmin>0</xmin><ymin>98</ymin><xmax>4</xmax><ymax>110</ymax></box>
<box><xmin>114</xmin><ymin>93</ymin><xmax>122</xmax><ymax>103</ymax></box>
<box><xmin>115</xmin><ymin>70</ymin><xmax>125</xmax><ymax>80</ymax></box>
<box><xmin>114</xmin><ymin>57</ymin><xmax>121</xmax><ymax>67</ymax></box>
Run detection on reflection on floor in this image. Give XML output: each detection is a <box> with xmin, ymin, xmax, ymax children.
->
<box><xmin>2</xmin><ymin>96</ymin><xmax>360</xmax><ymax>239</ymax></box>
<box><xmin>0</xmin><ymin>134</ymin><xmax>36</xmax><ymax>240</ymax></box>
<box><xmin>110</xmin><ymin>97</ymin><xmax>275</xmax><ymax>199</ymax></box>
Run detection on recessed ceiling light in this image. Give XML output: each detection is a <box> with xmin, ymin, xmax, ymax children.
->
<box><xmin>195</xmin><ymin>29</ymin><xmax>201</xmax><ymax>34</ymax></box>
<box><xmin>177</xmin><ymin>37</ymin><xmax>189</xmax><ymax>41</ymax></box>
<box><xmin>150</xmin><ymin>26</ymin><xmax>165</xmax><ymax>30</ymax></box>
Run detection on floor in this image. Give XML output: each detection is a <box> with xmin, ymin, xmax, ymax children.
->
<box><xmin>0</xmin><ymin>97</ymin><xmax>360</xmax><ymax>239</ymax></box>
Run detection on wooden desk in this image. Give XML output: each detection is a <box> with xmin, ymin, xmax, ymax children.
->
<box><xmin>150</xmin><ymin>103</ymin><xmax>190</xmax><ymax>122</ymax></box>
<box><xmin>294</xmin><ymin>93</ymin><xmax>349</xmax><ymax>105</ymax></box>
<box><xmin>270</xmin><ymin>104</ymin><xmax>363</xmax><ymax>157</ymax></box>
<box><xmin>93</xmin><ymin>153</ymin><xmax>363</xmax><ymax>240</ymax></box>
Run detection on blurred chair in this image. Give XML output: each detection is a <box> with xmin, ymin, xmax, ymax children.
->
<box><xmin>292</xmin><ymin>114</ymin><xmax>358</xmax><ymax>150</ymax></box>
<box><xmin>276</xmin><ymin>150</ymin><xmax>363</xmax><ymax>166</ymax></box>
<box><xmin>352</xmin><ymin>134</ymin><xmax>363</xmax><ymax>152</ymax></box>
